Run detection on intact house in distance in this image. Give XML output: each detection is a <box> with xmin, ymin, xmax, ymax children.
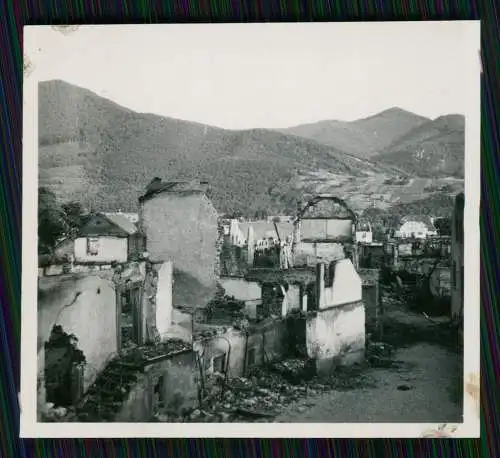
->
<box><xmin>393</xmin><ymin>215</ymin><xmax>438</xmax><ymax>239</ymax></box>
<box><xmin>75</xmin><ymin>212</ymin><xmax>144</xmax><ymax>264</ymax></box>
<box><xmin>40</xmin><ymin>212</ymin><xmax>144</xmax><ymax>276</ymax></box>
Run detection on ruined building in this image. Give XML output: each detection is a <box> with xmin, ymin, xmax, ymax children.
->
<box><xmin>236</xmin><ymin>195</ymin><xmax>367</xmax><ymax>376</ymax></box>
<box><xmin>292</xmin><ymin>195</ymin><xmax>357</xmax><ymax>267</ymax></box>
<box><xmin>451</xmin><ymin>192</ymin><xmax>464</xmax><ymax>320</ymax></box>
<box><xmin>139</xmin><ymin>178</ymin><xmax>219</xmax><ymax>307</ymax></box>
<box><xmin>37</xmin><ymin>256</ymin><xmax>181</xmax><ymax>422</ymax></box>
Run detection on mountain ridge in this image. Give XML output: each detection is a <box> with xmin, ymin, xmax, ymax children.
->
<box><xmin>373</xmin><ymin>114</ymin><xmax>465</xmax><ymax>178</ymax></box>
<box><xmin>277</xmin><ymin>107</ymin><xmax>431</xmax><ymax>158</ymax></box>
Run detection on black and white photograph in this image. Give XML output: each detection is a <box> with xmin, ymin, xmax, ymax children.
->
<box><xmin>21</xmin><ymin>22</ymin><xmax>480</xmax><ymax>438</ymax></box>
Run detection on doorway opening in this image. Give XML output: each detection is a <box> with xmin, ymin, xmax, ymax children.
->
<box><xmin>44</xmin><ymin>325</ymin><xmax>86</xmax><ymax>407</ymax></box>
<box><xmin>118</xmin><ymin>282</ymin><xmax>144</xmax><ymax>351</ymax></box>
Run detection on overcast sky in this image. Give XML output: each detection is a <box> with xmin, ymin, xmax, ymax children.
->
<box><xmin>25</xmin><ymin>22</ymin><xmax>478</xmax><ymax>129</ymax></box>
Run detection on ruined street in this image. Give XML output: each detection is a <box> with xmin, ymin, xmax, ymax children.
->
<box><xmin>273</xmin><ymin>289</ymin><xmax>463</xmax><ymax>423</ymax></box>
<box><xmin>274</xmin><ymin>343</ymin><xmax>462</xmax><ymax>423</ymax></box>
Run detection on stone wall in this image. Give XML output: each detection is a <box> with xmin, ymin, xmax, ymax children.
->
<box><xmin>114</xmin><ymin>350</ymin><xmax>198</xmax><ymax>421</ymax></box>
<box><xmin>358</xmin><ymin>268</ymin><xmax>381</xmax><ymax>332</ymax></box>
<box><xmin>148</xmin><ymin>351</ymin><xmax>198</xmax><ymax>417</ymax></box>
<box><xmin>113</xmin><ymin>372</ymin><xmax>151</xmax><ymax>422</ymax></box>
<box><xmin>155</xmin><ymin>262</ymin><xmax>174</xmax><ymax>339</ymax></box>
<box><xmin>195</xmin><ymin>328</ymin><xmax>246</xmax><ymax>379</ymax></box>
<box><xmin>305</xmin><ymin>301</ymin><xmax>365</xmax><ymax>376</ymax></box>
<box><xmin>140</xmin><ymin>192</ymin><xmax>219</xmax><ymax>288</ymax></box>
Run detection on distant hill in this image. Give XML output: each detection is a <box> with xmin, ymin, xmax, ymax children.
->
<box><xmin>278</xmin><ymin>107</ymin><xmax>429</xmax><ymax>158</ymax></box>
<box><xmin>38</xmin><ymin>80</ymin><xmax>390</xmax><ymax>216</ymax></box>
<box><xmin>373</xmin><ymin>115</ymin><xmax>465</xmax><ymax>178</ymax></box>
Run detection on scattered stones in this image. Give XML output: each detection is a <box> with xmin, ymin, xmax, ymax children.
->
<box><xmin>268</xmin><ymin>358</ymin><xmax>316</xmax><ymax>383</ymax></box>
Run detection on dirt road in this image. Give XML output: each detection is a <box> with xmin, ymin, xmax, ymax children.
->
<box><xmin>274</xmin><ymin>342</ymin><xmax>462</xmax><ymax>423</ymax></box>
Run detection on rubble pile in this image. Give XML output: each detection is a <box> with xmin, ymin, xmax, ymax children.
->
<box><xmin>176</xmin><ymin>371</ymin><xmax>314</xmax><ymax>422</ymax></box>
<box><xmin>152</xmin><ymin>354</ymin><xmax>380</xmax><ymax>423</ymax></box>
<box><xmin>267</xmin><ymin>358</ymin><xmax>316</xmax><ymax>383</ymax></box>
<box><xmin>153</xmin><ymin>363</ymin><xmax>333</xmax><ymax>423</ymax></box>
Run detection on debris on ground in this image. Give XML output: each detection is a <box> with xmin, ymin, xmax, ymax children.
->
<box><xmin>366</xmin><ymin>340</ymin><xmax>395</xmax><ymax>368</ymax></box>
<box><xmin>267</xmin><ymin>358</ymin><xmax>316</xmax><ymax>383</ymax></box>
<box><xmin>152</xmin><ymin>357</ymin><xmax>378</xmax><ymax>423</ymax></box>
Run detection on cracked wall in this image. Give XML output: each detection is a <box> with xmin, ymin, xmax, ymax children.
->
<box><xmin>37</xmin><ymin>273</ymin><xmax>118</xmax><ymax>418</ymax></box>
<box><xmin>38</xmin><ymin>275</ymin><xmax>117</xmax><ymax>390</ymax></box>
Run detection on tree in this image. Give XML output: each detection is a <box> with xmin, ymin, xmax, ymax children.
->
<box><xmin>38</xmin><ymin>188</ymin><xmax>68</xmax><ymax>254</ymax></box>
<box><xmin>38</xmin><ymin>189</ymin><xmax>85</xmax><ymax>254</ymax></box>
<box><xmin>61</xmin><ymin>201</ymin><xmax>84</xmax><ymax>238</ymax></box>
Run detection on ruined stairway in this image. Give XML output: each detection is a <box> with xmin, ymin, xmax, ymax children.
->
<box><xmin>76</xmin><ymin>340</ymin><xmax>191</xmax><ymax>421</ymax></box>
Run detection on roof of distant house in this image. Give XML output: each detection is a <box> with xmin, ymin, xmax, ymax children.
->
<box><xmin>103</xmin><ymin>213</ymin><xmax>138</xmax><ymax>235</ymax></box>
<box><xmin>239</xmin><ymin>221</ymin><xmax>294</xmax><ymax>241</ymax></box>
<box><xmin>80</xmin><ymin>212</ymin><xmax>138</xmax><ymax>237</ymax></box>
<box><xmin>139</xmin><ymin>178</ymin><xmax>210</xmax><ymax>202</ymax></box>
<box><xmin>398</xmin><ymin>215</ymin><xmax>436</xmax><ymax>231</ymax></box>
<box><xmin>103</xmin><ymin>211</ymin><xmax>139</xmax><ymax>223</ymax></box>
